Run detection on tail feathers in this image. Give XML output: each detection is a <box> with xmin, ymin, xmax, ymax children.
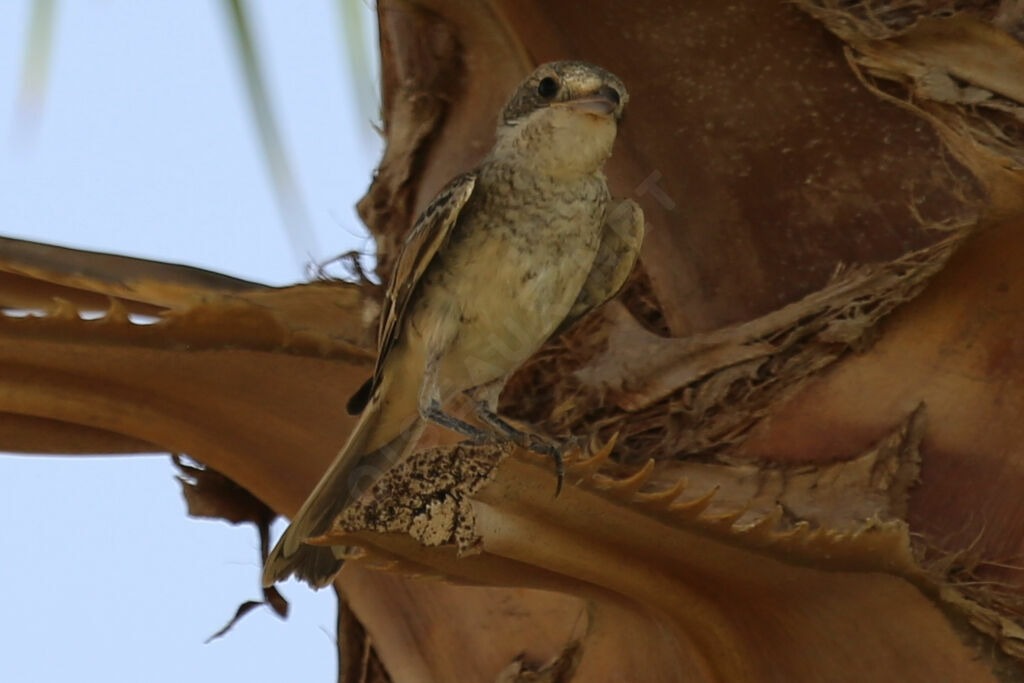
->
<box><xmin>262</xmin><ymin>417</ymin><xmax>424</xmax><ymax>588</ymax></box>
<box><xmin>263</xmin><ymin>537</ymin><xmax>346</xmax><ymax>589</ymax></box>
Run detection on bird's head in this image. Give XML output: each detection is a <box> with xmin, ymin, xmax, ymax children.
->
<box><xmin>493</xmin><ymin>61</ymin><xmax>628</xmax><ymax>177</ymax></box>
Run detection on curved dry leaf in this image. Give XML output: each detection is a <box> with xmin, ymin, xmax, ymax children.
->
<box><xmin>0</xmin><ymin>237</ymin><xmax>263</xmax><ymax>312</ymax></box>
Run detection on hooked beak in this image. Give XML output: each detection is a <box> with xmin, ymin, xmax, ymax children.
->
<box><xmin>553</xmin><ymin>84</ymin><xmax>621</xmax><ymax>117</ymax></box>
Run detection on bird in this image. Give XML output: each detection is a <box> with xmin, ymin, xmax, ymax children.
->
<box><xmin>263</xmin><ymin>60</ymin><xmax>644</xmax><ymax>589</ymax></box>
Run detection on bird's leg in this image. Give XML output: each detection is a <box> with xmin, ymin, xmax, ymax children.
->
<box><xmin>419</xmin><ymin>355</ymin><xmax>492</xmax><ymax>443</ymax></box>
<box><xmin>464</xmin><ymin>381</ymin><xmax>565</xmax><ymax>495</ymax></box>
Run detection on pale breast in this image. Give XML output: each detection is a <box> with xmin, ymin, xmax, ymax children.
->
<box><xmin>412</xmin><ymin>166</ymin><xmax>609</xmax><ymax>393</ymax></box>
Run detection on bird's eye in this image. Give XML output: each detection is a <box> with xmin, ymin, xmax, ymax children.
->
<box><xmin>537</xmin><ymin>77</ymin><xmax>559</xmax><ymax>99</ymax></box>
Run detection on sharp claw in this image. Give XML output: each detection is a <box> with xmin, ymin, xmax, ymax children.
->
<box><xmin>520</xmin><ymin>436</ymin><xmax>566</xmax><ymax>497</ymax></box>
<box><xmin>553</xmin><ymin>449</ymin><xmax>565</xmax><ymax>497</ymax></box>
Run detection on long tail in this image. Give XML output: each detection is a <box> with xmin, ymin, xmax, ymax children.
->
<box><xmin>262</xmin><ymin>408</ymin><xmax>424</xmax><ymax>588</ymax></box>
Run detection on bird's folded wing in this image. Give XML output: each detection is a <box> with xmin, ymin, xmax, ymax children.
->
<box><xmin>555</xmin><ymin>197</ymin><xmax>645</xmax><ymax>335</ymax></box>
<box><xmin>347</xmin><ymin>172</ymin><xmax>477</xmax><ymax>415</ymax></box>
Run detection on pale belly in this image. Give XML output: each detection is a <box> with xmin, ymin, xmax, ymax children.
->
<box><xmin>408</xmin><ymin>213</ymin><xmax>601</xmax><ymax>396</ymax></box>
<box><xmin>447</xmin><ymin>238</ymin><xmax>595</xmax><ymax>389</ymax></box>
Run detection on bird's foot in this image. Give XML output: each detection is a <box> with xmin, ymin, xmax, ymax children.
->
<box><xmin>526</xmin><ymin>436</ymin><xmax>566</xmax><ymax>496</ymax></box>
<box><xmin>505</xmin><ymin>431</ymin><xmax>583</xmax><ymax>496</ymax></box>
<box><xmin>461</xmin><ymin>426</ymin><xmax>564</xmax><ymax>493</ymax></box>
<box><xmin>461</xmin><ymin>393</ymin><xmax>578</xmax><ymax>495</ymax></box>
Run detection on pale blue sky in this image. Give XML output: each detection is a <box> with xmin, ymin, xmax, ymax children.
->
<box><xmin>0</xmin><ymin>2</ymin><xmax>381</xmax><ymax>681</ymax></box>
